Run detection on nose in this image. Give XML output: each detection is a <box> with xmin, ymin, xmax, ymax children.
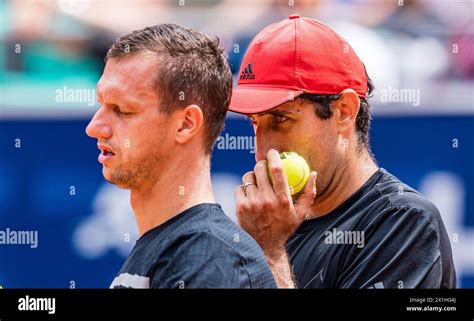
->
<box><xmin>254</xmin><ymin>129</ymin><xmax>279</xmax><ymax>162</ymax></box>
<box><xmin>255</xmin><ymin>150</ymin><xmax>268</xmax><ymax>162</ymax></box>
<box><xmin>85</xmin><ymin>107</ymin><xmax>112</xmax><ymax>139</ymax></box>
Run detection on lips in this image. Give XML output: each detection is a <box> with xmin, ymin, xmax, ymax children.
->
<box><xmin>97</xmin><ymin>143</ymin><xmax>116</xmax><ymax>164</ymax></box>
<box><xmin>102</xmin><ymin>150</ymin><xmax>114</xmax><ymax>156</ymax></box>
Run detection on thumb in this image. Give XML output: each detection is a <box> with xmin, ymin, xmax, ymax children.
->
<box><xmin>294</xmin><ymin>171</ymin><xmax>317</xmax><ymax>216</ymax></box>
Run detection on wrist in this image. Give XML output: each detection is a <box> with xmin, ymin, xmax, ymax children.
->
<box><xmin>264</xmin><ymin>246</ymin><xmax>288</xmax><ymax>265</ymax></box>
<box><xmin>263</xmin><ymin>248</ymin><xmax>296</xmax><ymax>288</ymax></box>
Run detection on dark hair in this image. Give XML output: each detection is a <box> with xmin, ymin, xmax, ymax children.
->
<box><xmin>298</xmin><ymin>72</ymin><xmax>374</xmax><ymax>155</ymax></box>
<box><xmin>106</xmin><ymin>24</ymin><xmax>232</xmax><ymax>155</ymax></box>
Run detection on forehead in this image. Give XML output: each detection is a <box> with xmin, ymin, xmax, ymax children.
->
<box><xmin>97</xmin><ymin>53</ymin><xmax>159</xmax><ymax>104</ymax></box>
<box><xmin>249</xmin><ymin>99</ymin><xmax>306</xmax><ymax>117</ymax></box>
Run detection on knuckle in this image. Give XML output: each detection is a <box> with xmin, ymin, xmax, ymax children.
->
<box><xmin>277</xmin><ymin>195</ymin><xmax>291</xmax><ymax>209</ymax></box>
<box><xmin>242</xmin><ymin>171</ymin><xmax>255</xmax><ymax>183</ymax></box>
<box><xmin>269</xmin><ymin>165</ymin><xmax>284</xmax><ymax>176</ymax></box>
<box><xmin>254</xmin><ymin>161</ymin><xmax>267</xmax><ymax>172</ymax></box>
<box><xmin>248</xmin><ymin>200</ymin><xmax>259</xmax><ymax>212</ymax></box>
<box><xmin>261</xmin><ymin>197</ymin><xmax>275</xmax><ymax>210</ymax></box>
<box><xmin>236</xmin><ymin>202</ymin><xmax>250</xmax><ymax>214</ymax></box>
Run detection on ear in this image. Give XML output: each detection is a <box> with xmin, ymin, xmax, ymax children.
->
<box><xmin>332</xmin><ymin>89</ymin><xmax>360</xmax><ymax>134</ymax></box>
<box><xmin>174</xmin><ymin>104</ymin><xmax>204</xmax><ymax>145</ymax></box>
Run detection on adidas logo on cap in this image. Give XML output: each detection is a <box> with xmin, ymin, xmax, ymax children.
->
<box><xmin>239</xmin><ymin>62</ymin><xmax>255</xmax><ymax>80</ymax></box>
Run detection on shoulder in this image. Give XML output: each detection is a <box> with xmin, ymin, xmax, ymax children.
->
<box><xmin>165</xmin><ymin>203</ymin><xmax>260</xmax><ymax>259</ymax></box>
<box><xmin>148</xmin><ymin>205</ymin><xmax>275</xmax><ymax>288</ymax></box>
<box><xmin>372</xmin><ymin>169</ymin><xmax>443</xmax><ymax>230</ymax></box>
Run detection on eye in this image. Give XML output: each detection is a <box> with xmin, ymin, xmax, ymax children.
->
<box><xmin>272</xmin><ymin>115</ymin><xmax>289</xmax><ymax>124</ymax></box>
<box><xmin>114</xmin><ymin>105</ymin><xmax>132</xmax><ymax>116</ymax></box>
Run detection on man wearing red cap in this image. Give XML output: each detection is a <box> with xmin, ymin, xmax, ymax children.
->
<box><xmin>231</xmin><ymin>15</ymin><xmax>456</xmax><ymax>288</ymax></box>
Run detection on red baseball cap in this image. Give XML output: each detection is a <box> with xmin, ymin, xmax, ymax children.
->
<box><xmin>229</xmin><ymin>14</ymin><xmax>368</xmax><ymax>114</ymax></box>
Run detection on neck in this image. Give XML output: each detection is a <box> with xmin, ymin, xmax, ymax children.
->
<box><xmin>130</xmin><ymin>155</ymin><xmax>215</xmax><ymax>236</ymax></box>
<box><xmin>309</xmin><ymin>150</ymin><xmax>378</xmax><ymax>219</ymax></box>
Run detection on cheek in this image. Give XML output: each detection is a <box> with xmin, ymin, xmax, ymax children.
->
<box><xmin>303</xmin><ymin>121</ymin><xmax>338</xmax><ymax>168</ymax></box>
<box><xmin>116</xmin><ymin>118</ymin><xmax>165</xmax><ymax>160</ymax></box>
<box><xmin>317</xmin><ymin>118</ymin><xmax>338</xmax><ymax>146</ymax></box>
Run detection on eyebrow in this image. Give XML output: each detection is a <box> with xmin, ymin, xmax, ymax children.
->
<box><xmin>96</xmin><ymin>90</ymin><xmax>139</xmax><ymax>111</ymax></box>
<box><xmin>255</xmin><ymin>109</ymin><xmax>299</xmax><ymax>117</ymax></box>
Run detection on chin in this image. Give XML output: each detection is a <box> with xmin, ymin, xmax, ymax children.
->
<box><xmin>102</xmin><ymin>166</ymin><xmax>112</xmax><ymax>180</ymax></box>
<box><xmin>102</xmin><ymin>168</ymin><xmax>119</xmax><ymax>186</ymax></box>
<box><xmin>102</xmin><ymin>167</ymin><xmax>134</xmax><ymax>189</ymax></box>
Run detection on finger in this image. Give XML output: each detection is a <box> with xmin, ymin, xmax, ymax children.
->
<box><xmin>242</xmin><ymin>171</ymin><xmax>256</xmax><ymax>184</ymax></box>
<box><xmin>294</xmin><ymin>171</ymin><xmax>318</xmax><ymax>216</ymax></box>
<box><xmin>233</xmin><ymin>186</ymin><xmax>248</xmax><ymax>226</ymax></box>
<box><xmin>254</xmin><ymin>160</ymin><xmax>273</xmax><ymax>194</ymax></box>
<box><xmin>266</xmin><ymin>149</ymin><xmax>291</xmax><ymax>198</ymax></box>
<box><xmin>233</xmin><ymin>185</ymin><xmax>247</xmax><ymax>205</ymax></box>
<box><xmin>242</xmin><ymin>171</ymin><xmax>258</xmax><ymax>196</ymax></box>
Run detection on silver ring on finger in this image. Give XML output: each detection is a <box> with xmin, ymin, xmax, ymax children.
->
<box><xmin>242</xmin><ymin>180</ymin><xmax>257</xmax><ymax>194</ymax></box>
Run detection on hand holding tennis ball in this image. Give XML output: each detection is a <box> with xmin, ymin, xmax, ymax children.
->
<box><xmin>268</xmin><ymin>151</ymin><xmax>310</xmax><ymax>195</ymax></box>
<box><xmin>235</xmin><ymin>149</ymin><xmax>317</xmax><ymax>270</ymax></box>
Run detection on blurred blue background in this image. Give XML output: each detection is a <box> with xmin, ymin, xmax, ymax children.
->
<box><xmin>0</xmin><ymin>0</ymin><xmax>473</xmax><ymax>288</ymax></box>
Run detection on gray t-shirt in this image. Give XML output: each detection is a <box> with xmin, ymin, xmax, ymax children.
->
<box><xmin>287</xmin><ymin>168</ymin><xmax>456</xmax><ymax>289</ymax></box>
<box><xmin>110</xmin><ymin>203</ymin><xmax>276</xmax><ymax>288</ymax></box>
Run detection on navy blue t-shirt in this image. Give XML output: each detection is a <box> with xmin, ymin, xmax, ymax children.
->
<box><xmin>110</xmin><ymin>203</ymin><xmax>276</xmax><ymax>288</ymax></box>
<box><xmin>287</xmin><ymin>168</ymin><xmax>456</xmax><ymax>289</ymax></box>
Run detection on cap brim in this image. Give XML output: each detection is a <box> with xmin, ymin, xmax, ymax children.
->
<box><xmin>229</xmin><ymin>86</ymin><xmax>304</xmax><ymax>114</ymax></box>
